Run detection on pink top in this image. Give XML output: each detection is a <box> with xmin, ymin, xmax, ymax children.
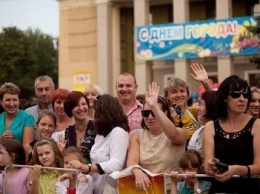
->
<box><xmin>126</xmin><ymin>100</ymin><xmax>143</xmax><ymax>131</ymax></box>
<box><xmin>0</xmin><ymin>167</ymin><xmax>31</xmax><ymax>194</ymax></box>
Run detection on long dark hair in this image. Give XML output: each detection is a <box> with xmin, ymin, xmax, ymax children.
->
<box><xmin>0</xmin><ymin>139</ymin><xmax>25</xmax><ymax>165</ymax></box>
<box><xmin>94</xmin><ymin>94</ymin><xmax>130</xmax><ymax>136</ymax></box>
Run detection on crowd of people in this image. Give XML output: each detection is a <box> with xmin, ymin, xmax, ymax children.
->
<box><xmin>0</xmin><ymin>63</ymin><xmax>259</xmax><ymax>194</ymax></box>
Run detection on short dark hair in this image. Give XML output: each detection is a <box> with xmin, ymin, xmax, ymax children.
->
<box><xmin>64</xmin><ymin>91</ymin><xmax>89</xmax><ymax>117</ymax></box>
<box><xmin>179</xmin><ymin>150</ymin><xmax>202</xmax><ymax>170</ymax></box>
<box><xmin>94</xmin><ymin>94</ymin><xmax>130</xmax><ymax>136</ymax></box>
<box><xmin>0</xmin><ymin>139</ymin><xmax>25</xmax><ymax>165</ymax></box>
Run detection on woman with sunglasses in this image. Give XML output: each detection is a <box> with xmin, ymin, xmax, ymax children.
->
<box><xmin>247</xmin><ymin>86</ymin><xmax>260</xmax><ymax>118</ymax></box>
<box><xmin>203</xmin><ymin>75</ymin><xmax>260</xmax><ymax>194</ymax></box>
<box><xmin>127</xmin><ymin>82</ymin><xmax>186</xmax><ymax>192</ymax></box>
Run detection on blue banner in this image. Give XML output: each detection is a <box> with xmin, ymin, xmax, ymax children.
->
<box><xmin>136</xmin><ymin>17</ymin><xmax>260</xmax><ymax>61</ymax></box>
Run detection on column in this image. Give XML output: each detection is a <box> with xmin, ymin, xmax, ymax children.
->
<box><xmin>254</xmin><ymin>2</ymin><xmax>260</xmax><ymax>16</ymax></box>
<box><xmin>112</xmin><ymin>5</ymin><xmax>121</xmax><ymax>94</ymax></box>
<box><xmin>134</xmin><ymin>0</ymin><xmax>150</xmax><ymax>94</ymax></box>
<box><xmin>173</xmin><ymin>0</ymin><xmax>190</xmax><ymax>82</ymax></box>
<box><xmin>216</xmin><ymin>0</ymin><xmax>233</xmax><ymax>82</ymax></box>
<box><xmin>96</xmin><ymin>0</ymin><xmax>113</xmax><ymax>93</ymax></box>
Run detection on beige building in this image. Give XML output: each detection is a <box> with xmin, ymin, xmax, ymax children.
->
<box><xmin>58</xmin><ymin>0</ymin><xmax>260</xmax><ymax>95</ymax></box>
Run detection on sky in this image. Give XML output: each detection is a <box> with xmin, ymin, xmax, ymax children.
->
<box><xmin>0</xmin><ymin>0</ymin><xmax>59</xmax><ymax>37</ymax></box>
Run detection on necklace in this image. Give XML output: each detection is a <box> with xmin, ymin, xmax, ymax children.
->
<box><xmin>76</xmin><ymin>132</ymin><xmax>84</xmax><ymax>142</ymax></box>
<box><xmin>75</xmin><ymin>128</ymin><xmax>85</xmax><ymax>143</ymax></box>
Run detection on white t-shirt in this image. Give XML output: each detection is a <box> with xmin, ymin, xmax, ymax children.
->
<box><xmin>187</xmin><ymin>125</ymin><xmax>204</xmax><ymax>158</ymax></box>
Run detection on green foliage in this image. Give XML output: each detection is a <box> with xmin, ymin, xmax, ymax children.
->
<box><xmin>0</xmin><ymin>27</ymin><xmax>58</xmax><ymax>100</ymax></box>
<box><xmin>247</xmin><ymin>16</ymin><xmax>260</xmax><ymax>70</ymax></box>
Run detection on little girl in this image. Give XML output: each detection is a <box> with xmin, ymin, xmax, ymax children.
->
<box><xmin>24</xmin><ymin>110</ymin><xmax>57</xmax><ymax>163</ymax></box>
<box><xmin>56</xmin><ymin>146</ymin><xmax>94</xmax><ymax>194</ymax></box>
<box><xmin>170</xmin><ymin>150</ymin><xmax>211</xmax><ymax>194</ymax></box>
<box><xmin>0</xmin><ymin>139</ymin><xmax>31</xmax><ymax>194</ymax></box>
<box><xmin>29</xmin><ymin>137</ymin><xmax>63</xmax><ymax>194</ymax></box>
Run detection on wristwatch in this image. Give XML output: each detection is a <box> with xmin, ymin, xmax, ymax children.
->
<box><xmin>82</xmin><ymin>163</ymin><xmax>92</xmax><ymax>174</ymax></box>
<box><xmin>195</xmin><ymin>188</ymin><xmax>202</xmax><ymax>194</ymax></box>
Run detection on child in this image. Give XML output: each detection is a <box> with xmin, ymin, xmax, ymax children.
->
<box><xmin>24</xmin><ymin>110</ymin><xmax>57</xmax><ymax>163</ymax></box>
<box><xmin>56</xmin><ymin>146</ymin><xmax>94</xmax><ymax>194</ymax></box>
<box><xmin>0</xmin><ymin>139</ymin><xmax>31</xmax><ymax>194</ymax></box>
<box><xmin>170</xmin><ymin>150</ymin><xmax>211</xmax><ymax>194</ymax></box>
<box><xmin>29</xmin><ymin>137</ymin><xmax>63</xmax><ymax>194</ymax></box>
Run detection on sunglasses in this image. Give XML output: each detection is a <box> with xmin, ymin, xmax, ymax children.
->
<box><xmin>141</xmin><ymin>110</ymin><xmax>155</xmax><ymax>117</ymax></box>
<box><xmin>229</xmin><ymin>91</ymin><xmax>249</xmax><ymax>99</ymax></box>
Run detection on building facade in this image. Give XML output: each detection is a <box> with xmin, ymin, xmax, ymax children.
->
<box><xmin>58</xmin><ymin>0</ymin><xmax>260</xmax><ymax>95</ymax></box>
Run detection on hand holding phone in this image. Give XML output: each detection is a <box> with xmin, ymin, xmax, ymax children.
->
<box><xmin>214</xmin><ymin>160</ymin><xmax>228</xmax><ymax>173</ymax></box>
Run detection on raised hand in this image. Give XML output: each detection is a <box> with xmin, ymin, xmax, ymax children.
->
<box><xmin>56</xmin><ymin>134</ymin><xmax>66</xmax><ymax>153</ymax></box>
<box><xmin>190</xmin><ymin>63</ymin><xmax>209</xmax><ymax>82</ymax></box>
<box><xmin>145</xmin><ymin>82</ymin><xmax>160</xmax><ymax>108</ymax></box>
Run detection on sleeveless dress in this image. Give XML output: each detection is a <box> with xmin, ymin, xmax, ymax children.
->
<box><xmin>210</xmin><ymin>117</ymin><xmax>260</xmax><ymax>194</ymax></box>
<box><xmin>138</xmin><ymin>129</ymin><xmax>185</xmax><ymax>191</ymax></box>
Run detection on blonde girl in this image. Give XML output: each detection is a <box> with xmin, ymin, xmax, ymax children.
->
<box><xmin>29</xmin><ymin>137</ymin><xmax>63</xmax><ymax>194</ymax></box>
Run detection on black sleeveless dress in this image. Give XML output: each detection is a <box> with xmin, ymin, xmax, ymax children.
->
<box><xmin>209</xmin><ymin>117</ymin><xmax>260</xmax><ymax>194</ymax></box>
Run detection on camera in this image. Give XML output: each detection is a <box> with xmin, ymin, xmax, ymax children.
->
<box><xmin>214</xmin><ymin>161</ymin><xmax>228</xmax><ymax>173</ymax></box>
<box><xmin>172</xmin><ymin>104</ymin><xmax>181</xmax><ymax>115</ymax></box>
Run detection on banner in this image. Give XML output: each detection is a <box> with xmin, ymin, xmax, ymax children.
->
<box><xmin>136</xmin><ymin>16</ymin><xmax>259</xmax><ymax>61</ymax></box>
<box><xmin>118</xmin><ymin>175</ymin><xmax>164</xmax><ymax>194</ymax></box>
<box><xmin>110</xmin><ymin>165</ymin><xmax>165</xmax><ymax>194</ymax></box>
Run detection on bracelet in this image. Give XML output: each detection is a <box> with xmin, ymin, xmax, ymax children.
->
<box><xmin>246</xmin><ymin>165</ymin><xmax>251</xmax><ymax>178</ymax></box>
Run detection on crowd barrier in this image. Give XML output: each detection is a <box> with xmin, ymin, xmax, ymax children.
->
<box><xmin>1</xmin><ymin>164</ymin><xmax>259</xmax><ymax>194</ymax></box>
<box><xmin>1</xmin><ymin>164</ymin><xmax>80</xmax><ymax>194</ymax></box>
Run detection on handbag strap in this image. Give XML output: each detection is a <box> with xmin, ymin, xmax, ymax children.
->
<box><xmin>186</xmin><ymin>109</ymin><xmax>199</xmax><ymax>126</ymax></box>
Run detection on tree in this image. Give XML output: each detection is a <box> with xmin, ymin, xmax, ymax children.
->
<box><xmin>247</xmin><ymin>16</ymin><xmax>260</xmax><ymax>70</ymax></box>
<box><xmin>0</xmin><ymin>27</ymin><xmax>58</xmax><ymax>100</ymax></box>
